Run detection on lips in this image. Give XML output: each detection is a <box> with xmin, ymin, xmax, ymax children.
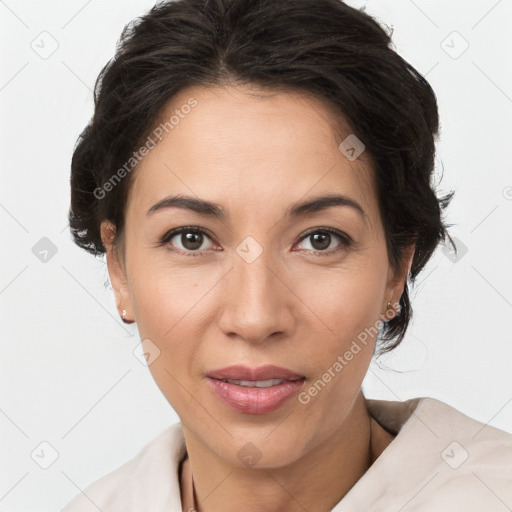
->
<box><xmin>206</xmin><ymin>365</ymin><xmax>304</xmax><ymax>382</ymax></box>
<box><xmin>206</xmin><ymin>365</ymin><xmax>306</xmax><ymax>414</ymax></box>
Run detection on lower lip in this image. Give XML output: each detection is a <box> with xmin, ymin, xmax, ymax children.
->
<box><xmin>206</xmin><ymin>377</ymin><xmax>305</xmax><ymax>414</ymax></box>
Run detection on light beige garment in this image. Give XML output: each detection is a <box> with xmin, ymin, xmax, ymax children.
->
<box><xmin>60</xmin><ymin>397</ymin><xmax>512</xmax><ymax>512</ymax></box>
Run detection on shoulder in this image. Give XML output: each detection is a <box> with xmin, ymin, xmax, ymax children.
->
<box><xmin>369</xmin><ymin>395</ymin><xmax>512</xmax><ymax>453</ymax></box>
<box><xmin>341</xmin><ymin>396</ymin><xmax>512</xmax><ymax>511</ymax></box>
<box><xmin>412</xmin><ymin>396</ymin><xmax>512</xmax><ymax>457</ymax></box>
<box><xmin>414</xmin><ymin>397</ymin><xmax>512</xmax><ymax>507</ymax></box>
<box><xmin>60</xmin><ymin>422</ymin><xmax>186</xmax><ymax>512</ymax></box>
<box><xmin>393</xmin><ymin>397</ymin><xmax>512</xmax><ymax>509</ymax></box>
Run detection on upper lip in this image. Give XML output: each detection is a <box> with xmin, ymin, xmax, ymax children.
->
<box><xmin>206</xmin><ymin>365</ymin><xmax>305</xmax><ymax>381</ymax></box>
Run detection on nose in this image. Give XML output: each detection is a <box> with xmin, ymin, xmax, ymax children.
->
<box><xmin>217</xmin><ymin>248</ymin><xmax>296</xmax><ymax>345</ymax></box>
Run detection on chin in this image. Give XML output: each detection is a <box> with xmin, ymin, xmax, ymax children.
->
<box><xmin>209</xmin><ymin>421</ymin><xmax>313</xmax><ymax>470</ymax></box>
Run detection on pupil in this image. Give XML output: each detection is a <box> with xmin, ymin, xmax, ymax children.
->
<box><xmin>183</xmin><ymin>232</ymin><xmax>203</xmax><ymax>250</ymax></box>
<box><xmin>311</xmin><ymin>233</ymin><xmax>330</xmax><ymax>251</ymax></box>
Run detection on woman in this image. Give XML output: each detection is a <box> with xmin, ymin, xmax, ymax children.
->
<box><xmin>61</xmin><ymin>0</ymin><xmax>512</xmax><ymax>510</ymax></box>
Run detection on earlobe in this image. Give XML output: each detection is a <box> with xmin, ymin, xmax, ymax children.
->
<box><xmin>100</xmin><ymin>221</ymin><xmax>134</xmax><ymax>322</ymax></box>
<box><xmin>381</xmin><ymin>244</ymin><xmax>415</xmax><ymax>321</ymax></box>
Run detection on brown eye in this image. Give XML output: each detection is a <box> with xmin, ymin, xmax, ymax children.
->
<box><xmin>296</xmin><ymin>228</ymin><xmax>352</xmax><ymax>255</ymax></box>
<box><xmin>309</xmin><ymin>232</ymin><xmax>332</xmax><ymax>251</ymax></box>
<box><xmin>179</xmin><ymin>231</ymin><xmax>206</xmax><ymax>251</ymax></box>
<box><xmin>160</xmin><ymin>226</ymin><xmax>216</xmax><ymax>254</ymax></box>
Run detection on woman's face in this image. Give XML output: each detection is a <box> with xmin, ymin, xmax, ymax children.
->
<box><xmin>103</xmin><ymin>84</ymin><xmax>407</xmax><ymax>468</ymax></box>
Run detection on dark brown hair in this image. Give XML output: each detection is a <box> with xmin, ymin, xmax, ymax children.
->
<box><xmin>68</xmin><ymin>0</ymin><xmax>453</xmax><ymax>354</ymax></box>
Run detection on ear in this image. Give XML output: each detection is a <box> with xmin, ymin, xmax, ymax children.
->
<box><xmin>100</xmin><ymin>221</ymin><xmax>133</xmax><ymax>322</ymax></box>
<box><xmin>381</xmin><ymin>244</ymin><xmax>415</xmax><ymax>321</ymax></box>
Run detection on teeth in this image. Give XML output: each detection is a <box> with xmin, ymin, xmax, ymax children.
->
<box><xmin>224</xmin><ymin>379</ymin><xmax>284</xmax><ymax>388</ymax></box>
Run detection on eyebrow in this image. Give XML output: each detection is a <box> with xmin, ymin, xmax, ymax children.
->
<box><xmin>147</xmin><ymin>193</ymin><xmax>366</xmax><ymax>221</ymax></box>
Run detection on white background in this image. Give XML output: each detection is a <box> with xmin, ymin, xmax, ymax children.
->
<box><xmin>0</xmin><ymin>0</ymin><xmax>511</xmax><ymax>510</ymax></box>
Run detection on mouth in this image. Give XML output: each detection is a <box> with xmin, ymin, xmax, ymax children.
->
<box><xmin>215</xmin><ymin>378</ymin><xmax>296</xmax><ymax>388</ymax></box>
<box><xmin>205</xmin><ymin>365</ymin><xmax>306</xmax><ymax>414</ymax></box>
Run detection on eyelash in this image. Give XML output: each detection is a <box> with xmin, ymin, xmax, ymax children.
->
<box><xmin>158</xmin><ymin>225</ymin><xmax>353</xmax><ymax>258</ymax></box>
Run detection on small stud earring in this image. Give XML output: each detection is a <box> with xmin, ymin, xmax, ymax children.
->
<box><xmin>385</xmin><ymin>301</ymin><xmax>401</xmax><ymax>319</ymax></box>
<box><xmin>121</xmin><ymin>308</ymin><xmax>134</xmax><ymax>324</ymax></box>
<box><xmin>121</xmin><ymin>309</ymin><xmax>131</xmax><ymax>324</ymax></box>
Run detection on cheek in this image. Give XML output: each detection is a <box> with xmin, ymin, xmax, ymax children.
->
<box><xmin>294</xmin><ymin>268</ymin><xmax>383</xmax><ymax>436</ymax></box>
<box><xmin>288</xmin><ymin>258</ymin><xmax>387</xmax><ymax>401</ymax></box>
<box><xmin>293</xmin><ymin>259</ymin><xmax>388</xmax><ymax>335</ymax></box>
<box><xmin>127</xmin><ymin>263</ymin><xmax>204</xmax><ymax>410</ymax></box>
<box><xmin>127</xmin><ymin>250</ymin><xmax>219</xmax><ymax>339</ymax></box>
<box><xmin>124</xmin><ymin>259</ymin><xmax>200</xmax><ymax>386</ymax></box>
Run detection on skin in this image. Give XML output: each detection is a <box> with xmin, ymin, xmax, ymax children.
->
<box><xmin>101</xmin><ymin>83</ymin><xmax>414</xmax><ymax>512</ymax></box>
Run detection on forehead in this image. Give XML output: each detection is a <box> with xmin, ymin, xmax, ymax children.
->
<box><xmin>127</xmin><ymin>84</ymin><xmax>377</xmax><ymax>222</ymax></box>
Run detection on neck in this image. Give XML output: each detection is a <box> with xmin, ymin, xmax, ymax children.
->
<box><xmin>181</xmin><ymin>391</ymin><xmax>383</xmax><ymax>512</ymax></box>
